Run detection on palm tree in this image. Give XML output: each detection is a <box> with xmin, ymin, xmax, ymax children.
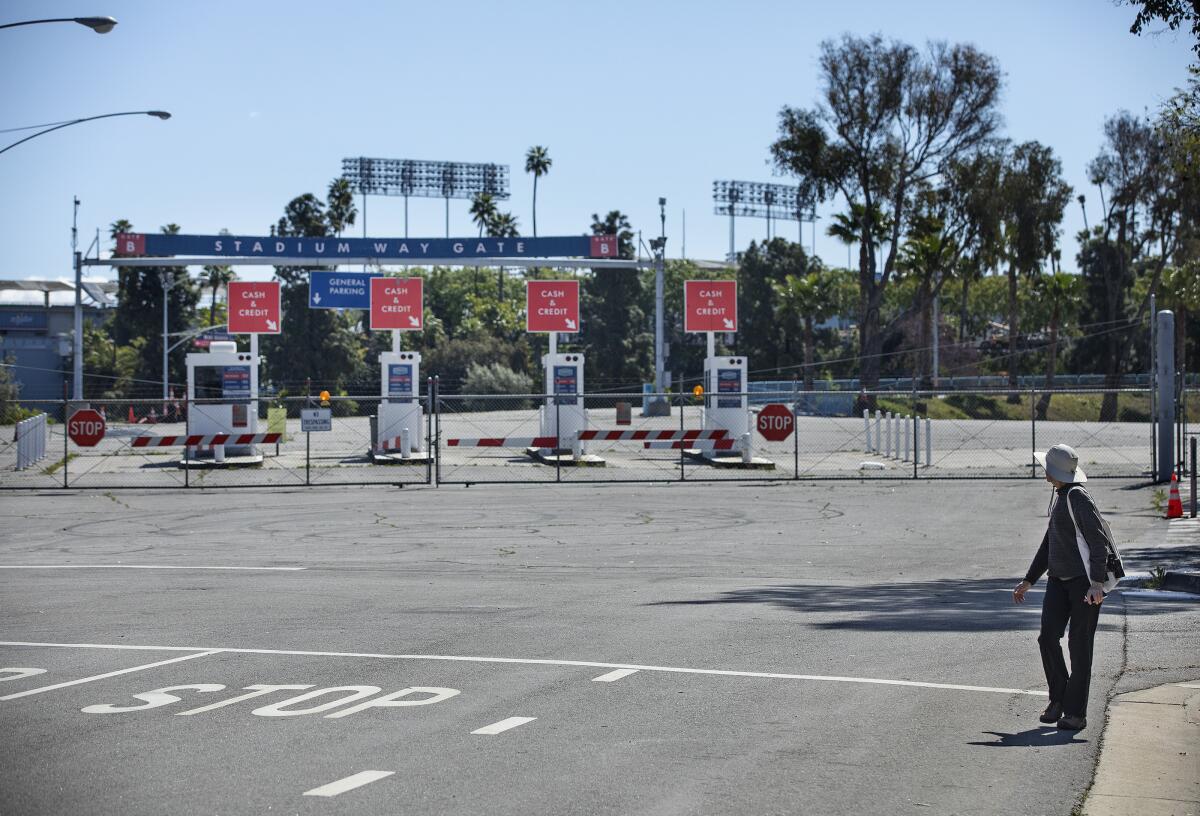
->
<box><xmin>486</xmin><ymin>211</ymin><xmax>520</xmax><ymax>300</ymax></box>
<box><xmin>1033</xmin><ymin>271</ymin><xmax>1081</xmax><ymax>419</ymax></box>
<box><xmin>524</xmin><ymin>146</ymin><xmax>552</xmax><ymax>238</ymax></box>
<box><xmin>826</xmin><ymin>202</ymin><xmax>891</xmax><ymax>273</ymax></box>
<box><xmin>469</xmin><ymin>192</ymin><xmax>498</xmax><ymax>237</ymax></box>
<box><xmin>203</xmin><ymin>264</ymin><xmax>235</xmax><ymax>327</ymax></box>
<box><xmin>109</xmin><ymin>218</ymin><xmax>133</xmax><ymax>240</ymax></box>
<box><xmin>772</xmin><ymin>265</ymin><xmax>833</xmax><ymax>392</ymax></box>
<box><xmin>326</xmin><ymin>178</ymin><xmax>358</xmax><ymax>236</ymax></box>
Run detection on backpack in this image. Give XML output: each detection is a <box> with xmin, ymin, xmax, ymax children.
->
<box><xmin>1064</xmin><ymin>486</ymin><xmax>1125</xmax><ymax>593</ymax></box>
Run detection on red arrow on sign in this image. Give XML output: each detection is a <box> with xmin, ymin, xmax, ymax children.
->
<box><xmin>756</xmin><ymin>403</ymin><xmax>794</xmax><ymax>442</ymax></box>
<box><xmin>68</xmin><ymin>408</ymin><xmax>106</xmax><ymax>447</ymax></box>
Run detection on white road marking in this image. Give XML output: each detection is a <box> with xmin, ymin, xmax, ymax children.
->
<box><xmin>0</xmin><ymin>565</ymin><xmax>304</xmax><ymax>571</ymax></box>
<box><xmin>472</xmin><ymin>716</ymin><xmax>536</xmax><ymax>735</ymax></box>
<box><xmin>592</xmin><ymin>668</ymin><xmax>639</xmax><ymax>683</ymax></box>
<box><xmin>0</xmin><ymin>641</ymin><xmax>1045</xmax><ymax>697</ymax></box>
<box><xmin>1178</xmin><ymin>683</ymin><xmax>1200</xmax><ymax>689</ymax></box>
<box><xmin>0</xmin><ymin>650</ymin><xmax>221</xmax><ymax>701</ymax></box>
<box><xmin>302</xmin><ymin>770</ymin><xmax>394</xmax><ymax>797</ymax></box>
<box><xmin>0</xmin><ymin>667</ymin><xmax>48</xmax><ymax>682</ymax></box>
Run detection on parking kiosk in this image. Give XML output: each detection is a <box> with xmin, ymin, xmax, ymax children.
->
<box><xmin>376</xmin><ymin>348</ymin><xmax>424</xmax><ymax>455</ymax></box>
<box><xmin>702</xmin><ymin>355</ymin><xmax>750</xmax><ymax>440</ymax></box>
<box><xmin>186</xmin><ymin>340</ymin><xmax>261</xmax><ymax>462</ymax></box>
<box><xmin>539</xmin><ymin>352</ymin><xmax>588</xmax><ymax>450</ymax></box>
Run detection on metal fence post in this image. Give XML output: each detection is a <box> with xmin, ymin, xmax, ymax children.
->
<box><xmin>1191</xmin><ymin>435</ymin><xmax>1197</xmax><ymax>518</ymax></box>
<box><xmin>1030</xmin><ymin>387</ymin><xmax>1037</xmax><ymax>478</ymax></box>
<box><xmin>426</xmin><ymin>377</ymin><xmax>434</xmax><ymax>487</ymax></box>
<box><xmin>62</xmin><ymin>389</ymin><xmax>68</xmax><ymax>489</ymax></box>
<box><xmin>434</xmin><ymin>376</ymin><xmax>441</xmax><ymax>487</ymax></box>
<box><xmin>793</xmin><ymin>397</ymin><xmax>799</xmax><ymax>480</ymax></box>
<box><xmin>555</xmin><ymin>397</ymin><xmax>561</xmax><ymax>483</ymax></box>
<box><xmin>679</xmin><ymin>392</ymin><xmax>686</xmax><ymax>482</ymax></box>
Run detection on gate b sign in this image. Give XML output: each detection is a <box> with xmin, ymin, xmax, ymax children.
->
<box><xmin>68</xmin><ymin>408</ymin><xmax>106</xmax><ymax>447</ymax></box>
<box><xmin>370</xmin><ymin>277</ymin><xmax>424</xmax><ymax>331</ymax></box>
<box><xmin>684</xmin><ymin>280</ymin><xmax>737</xmax><ymax>333</ymax></box>
<box><xmin>526</xmin><ymin>280</ymin><xmax>579</xmax><ymax>333</ymax></box>
<box><xmin>228</xmin><ymin>281</ymin><xmax>281</xmax><ymax>334</ymax></box>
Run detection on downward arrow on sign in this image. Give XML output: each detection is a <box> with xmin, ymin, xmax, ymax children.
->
<box><xmin>313</xmin><ymin>292</ymin><xmax>321</xmax><ymax>304</ymax></box>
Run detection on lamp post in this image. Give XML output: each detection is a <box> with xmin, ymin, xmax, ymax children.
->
<box><xmin>0</xmin><ymin>16</ymin><xmax>117</xmax><ymax>33</ymax></box>
<box><xmin>1</xmin><ymin>110</ymin><xmax>170</xmax><ymax>156</ymax></box>
<box><xmin>649</xmin><ymin>197</ymin><xmax>669</xmax><ymax>415</ymax></box>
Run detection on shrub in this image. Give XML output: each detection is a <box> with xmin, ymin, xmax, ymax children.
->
<box><xmin>462</xmin><ymin>362</ymin><xmax>534</xmax><ymax>411</ymax></box>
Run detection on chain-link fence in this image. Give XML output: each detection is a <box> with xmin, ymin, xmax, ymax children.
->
<box><xmin>0</xmin><ymin>387</ymin><xmax>1183</xmax><ymax>489</ymax></box>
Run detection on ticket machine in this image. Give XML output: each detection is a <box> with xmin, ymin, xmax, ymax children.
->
<box><xmin>376</xmin><ymin>350</ymin><xmax>424</xmax><ymax>455</ymax></box>
<box><xmin>186</xmin><ymin>340</ymin><xmax>260</xmax><ymax>461</ymax></box>
<box><xmin>702</xmin><ymin>355</ymin><xmax>750</xmax><ymax>441</ymax></box>
<box><xmin>539</xmin><ymin>352</ymin><xmax>588</xmax><ymax>450</ymax></box>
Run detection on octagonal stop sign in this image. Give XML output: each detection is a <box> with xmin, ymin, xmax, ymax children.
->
<box><xmin>756</xmin><ymin>403</ymin><xmax>794</xmax><ymax>442</ymax></box>
<box><xmin>67</xmin><ymin>408</ymin><xmax>106</xmax><ymax>447</ymax></box>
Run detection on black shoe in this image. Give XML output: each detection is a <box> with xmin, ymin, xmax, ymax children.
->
<box><xmin>1039</xmin><ymin>702</ymin><xmax>1063</xmax><ymax>724</ymax></box>
<box><xmin>1056</xmin><ymin>714</ymin><xmax>1086</xmax><ymax>731</ymax></box>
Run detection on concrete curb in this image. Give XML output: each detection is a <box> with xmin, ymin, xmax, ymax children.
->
<box><xmin>1163</xmin><ymin>572</ymin><xmax>1200</xmax><ymax>595</ymax></box>
<box><xmin>1082</xmin><ymin>681</ymin><xmax>1200</xmax><ymax>815</ymax></box>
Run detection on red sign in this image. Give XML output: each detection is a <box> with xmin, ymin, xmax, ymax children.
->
<box><xmin>684</xmin><ymin>280</ymin><xmax>738</xmax><ymax>333</ymax></box>
<box><xmin>68</xmin><ymin>408</ymin><xmax>106</xmax><ymax>447</ymax></box>
<box><xmin>113</xmin><ymin>233</ymin><xmax>145</xmax><ymax>256</ymax></box>
<box><xmin>590</xmin><ymin>235</ymin><xmax>618</xmax><ymax>258</ymax></box>
<box><xmin>526</xmin><ymin>280</ymin><xmax>580</xmax><ymax>333</ymax></box>
<box><xmin>756</xmin><ymin>403</ymin><xmax>795</xmax><ymax>442</ymax></box>
<box><xmin>370</xmin><ymin>277</ymin><xmax>424</xmax><ymax>331</ymax></box>
<box><xmin>227</xmin><ymin>281</ymin><xmax>281</xmax><ymax>334</ymax></box>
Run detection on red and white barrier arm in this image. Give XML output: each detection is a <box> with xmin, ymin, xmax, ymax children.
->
<box><xmin>446</xmin><ymin>436</ymin><xmax>560</xmax><ymax>448</ymax></box>
<box><xmin>643</xmin><ymin>439</ymin><xmax>735</xmax><ymax>450</ymax></box>
<box><xmin>130</xmin><ymin>433</ymin><xmax>281</xmax><ymax>448</ymax></box>
<box><xmin>578</xmin><ymin>429</ymin><xmax>727</xmax><ymax>441</ymax></box>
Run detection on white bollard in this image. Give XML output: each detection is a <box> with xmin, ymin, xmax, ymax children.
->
<box><xmin>401</xmin><ymin>427</ymin><xmax>411</xmax><ymax>459</ymax></box>
<box><xmin>214</xmin><ymin>444</ymin><xmax>226</xmax><ymax>464</ymax></box>
<box><xmin>885</xmin><ymin>412</ymin><xmax>893</xmax><ymax>458</ymax></box>
<box><xmin>741</xmin><ymin>432</ymin><xmax>752</xmax><ymax>464</ymax></box>
<box><xmin>874</xmin><ymin>410</ymin><xmax>882</xmax><ymax>453</ymax></box>
<box><xmin>572</xmin><ymin>431</ymin><xmax>582</xmax><ymax>461</ymax></box>
<box><xmin>925</xmin><ymin>417</ymin><xmax>932</xmax><ymax>467</ymax></box>
<box><xmin>863</xmin><ymin>409</ymin><xmax>871</xmax><ymax>452</ymax></box>
<box><xmin>903</xmin><ymin>415</ymin><xmax>910</xmax><ymax>462</ymax></box>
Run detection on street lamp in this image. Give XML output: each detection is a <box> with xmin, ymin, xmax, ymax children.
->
<box><xmin>0</xmin><ymin>16</ymin><xmax>117</xmax><ymax>33</ymax></box>
<box><xmin>1</xmin><ymin>110</ymin><xmax>170</xmax><ymax>156</ymax></box>
<box><xmin>649</xmin><ymin>197</ymin><xmax>669</xmax><ymax>415</ymax></box>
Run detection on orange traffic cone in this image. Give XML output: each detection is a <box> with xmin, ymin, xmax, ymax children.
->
<box><xmin>128</xmin><ymin>406</ymin><xmax>135</xmax><ymax>423</ymax></box>
<box><xmin>1167</xmin><ymin>473</ymin><xmax>1184</xmax><ymax>519</ymax></box>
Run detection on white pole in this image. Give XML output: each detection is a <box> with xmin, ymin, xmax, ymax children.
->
<box><xmin>706</xmin><ymin>331</ymin><xmax>716</xmax><ymax>360</ymax></box>
<box><xmin>885</xmin><ymin>411</ymin><xmax>893</xmax><ymax>458</ymax></box>
<box><xmin>925</xmin><ymin>417</ymin><xmax>932</xmax><ymax>467</ymax></box>
<box><xmin>874</xmin><ymin>410</ymin><xmax>881</xmax><ymax>453</ymax></box>
<box><xmin>863</xmin><ymin>409</ymin><xmax>871</xmax><ymax>452</ymax></box>
<box><xmin>903</xmin><ymin>416</ymin><xmax>910</xmax><ymax>461</ymax></box>
<box><xmin>392</xmin><ymin>330</ymin><xmax>401</xmax><ymax>354</ymax></box>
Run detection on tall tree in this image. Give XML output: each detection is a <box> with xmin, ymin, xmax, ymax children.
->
<box><xmin>202</xmin><ymin>264</ymin><xmax>235</xmax><ymax>327</ymax></box>
<box><xmin>486</xmin><ymin>212</ymin><xmax>520</xmax><ymax>300</ymax></box>
<box><xmin>1123</xmin><ymin>0</ymin><xmax>1200</xmax><ymax>54</ymax></box>
<box><xmin>524</xmin><ymin>146</ymin><xmax>552</xmax><ymax>238</ymax></box>
<box><xmin>771</xmin><ymin>35</ymin><xmax>1003</xmax><ymax>390</ymax></box>
<box><xmin>772</xmin><ymin>261</ymin><xmax>835</xmax><ymax>390</ymax></box>
<box><xmin>999</xmin><ymin>141</ymin><xmax>1072</xmax><ymax>401</ymax></box>
<box><xmin>326</xmin><ymin>178</ymin><xmax>358</xmax><ymax>237</ymax></box>
<box><xmin>1032</xmin><ymin>271</ymin><xmax>1082</xmax><ymax>419</ymax></box>
<box><xmin>469</xmin><ymin>192</ymin><xmax>498</xmax><ymax>238</ymax></box>
<box><xmin>583</xmin><ymin>211</ymin><xmax>647</xmax><ymax>388</ymax></box>
<box><xmin>738</xmin><ymin>238</ymin><xmax>808</xmax><ymax>373</ymax></box>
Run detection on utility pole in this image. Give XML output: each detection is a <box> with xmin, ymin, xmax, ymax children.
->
<box><xmin>72</xmin><ymin>197</ymin><xmax>83</xmax><ymax>401</ymax></box>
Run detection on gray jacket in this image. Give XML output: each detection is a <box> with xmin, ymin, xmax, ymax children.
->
<box><xmin>1024</xmin><ymin>485</ymin><xmax>1109</xmax><ymax>585</ymax></box>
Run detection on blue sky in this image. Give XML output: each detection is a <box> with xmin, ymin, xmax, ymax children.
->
<box><xmin>0</xmin><ymin>0</ymin><xmax>1192</xmax><ymax>297</ymax></box>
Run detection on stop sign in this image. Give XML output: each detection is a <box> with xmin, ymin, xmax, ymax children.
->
<box><xmin>756</xmin><ymin>403</ymin><xmax>794</xmax><ymax>442</ymax></box>
<box><xmin>68</xmin><ymin>408</ymin><xmax>106</xmax><ymax>447</ymax></box>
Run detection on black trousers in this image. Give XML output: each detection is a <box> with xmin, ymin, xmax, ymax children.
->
<box><xmin>1038</xmin><ymin>576</ymin><xmax>1102</xmax><ymax>717</ymax></box>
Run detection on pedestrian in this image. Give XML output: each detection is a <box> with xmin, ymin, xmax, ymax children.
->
<box><xmin>1012</xmin><ymin>443</ymin><xmax>1110</xmax><ymax>731</ymax></box>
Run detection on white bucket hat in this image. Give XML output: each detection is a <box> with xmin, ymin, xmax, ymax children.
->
<box><xmin>1034</xmin><ymin>443</ymin><xmax>1087</xmax><ymax>483</ymax></box>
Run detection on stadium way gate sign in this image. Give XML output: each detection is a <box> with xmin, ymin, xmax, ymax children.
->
<box><xmin>114</xmin><ymin>233</ymin><xmax>618</xmax><ymax>261</ymax></box>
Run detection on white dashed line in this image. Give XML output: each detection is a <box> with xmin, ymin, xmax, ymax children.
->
<box><xmin>472</xmin><ymin>716</ymin><xmax>536</xmax><ymax>735</ymax></box>
<box><xmin>592</xmin><ymin>668</ymin><xmax>639</xmax><ymax>683</ymax></box>
<box><xmin>0</xmin><ymin>641</ymin><xmax>1045</xmax><ymax>697</ymax></box>
<box><xmin>0</xmin><ymin>650</ymin><xmax>221</xmax><ymax>701</ymax></box>
<box><xmin>0</xmin><ymin>565</ymin><xmax>304</xmax><ymax>571</ymax></box>
<box><xmin>302</xmin><ymin>770</ymin><xmax>394</xmax><ymax>797</ymax></box>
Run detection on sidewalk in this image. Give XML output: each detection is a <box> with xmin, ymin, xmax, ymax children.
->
<box><xmin>1082</xmin><ymin>681</ymin><xmax>1200</xmax><ymax>815</ymax></box>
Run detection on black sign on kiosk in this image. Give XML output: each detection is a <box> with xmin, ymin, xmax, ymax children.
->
<box><xmin>716</xmin><ymin>368</ymin><xmax>742</xmax><ymax>408</ymax></box>
<box><xmin>554</xmin><ymin>365</ymin><xmax>578</xmax><ymax>405</ymax></box>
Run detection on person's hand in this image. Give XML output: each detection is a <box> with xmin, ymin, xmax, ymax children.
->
<box><xmin>1086</xmin><ymin>582</ymin><xmax>1105</xmax><ymax>605</ymax></box>
<box><xmin>1013</xmin><ymin>580</ymin><xmax>1031</xmax><ymax>604</ymax></box>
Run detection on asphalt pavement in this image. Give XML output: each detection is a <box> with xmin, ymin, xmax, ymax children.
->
<box><xmin>0</xmin><ymin>479</ymin><xmax>1195</xmax><ymax>815</ymax></box>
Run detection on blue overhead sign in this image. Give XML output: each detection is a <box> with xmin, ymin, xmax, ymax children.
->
<box><xmin>115</xmin><ymin>233</ymin><xmax>619</xmax><ymax>260</ymax></box>
<box><xmin>309</xmin><ymin>271</ymin><xmax>379</xmax><ymax>309</ymax></box>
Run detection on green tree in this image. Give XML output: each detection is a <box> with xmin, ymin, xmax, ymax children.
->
<box><xmin>738</xmin><ymin>238</ymin><xmax>809</xmax><ymax>374</ymax></box>
<box><xmin>326</xmin><ymin>178</ymin><xmax>358</xmax><ymax>236</ymax></box>
<box><xmin>771</xmin><ymin>34</ymin><xmax>1003</xmax><ymax>389</ymax></box>
<box><xmin>524</xmin><ymin>145</ymin><xmax>552</xmax><ymax>238</ymax></box>
<box><xmin>1124</xmin><ymin>0</ymin><xmax>1200</xmax><ymax>55</ymax></box>
<box><xmin>584</xmin><ymin>211</ymin><xmax>647</xmax><ymax>388</ymax></box>
<box><xmin>262</xmin><ymin>189</ymin><xmax>367</xmax><ymax>392</ymax></box>
<box><xmin>202</xmin><ymin>262</ymin><xmax>235</xmax><ymax>327</ymax></box>
<box><xmin>1032</xmin><ymin>271</ymin><xmax>1082</xmax><ymax>419</ymax></box>
<box><xmin>999</xmin><ymin>141</ymin><xmax>1072</xmax><ymax>400</ymax></box>
<box><xmin>469</xmin><ymin>192</ymin><xmax>498</xmax><ymax>237</ymax></box>
<box><xmin>772</xmin><ymin>261</ymin><xmax>838</xmax><ymax>390</ymax></box>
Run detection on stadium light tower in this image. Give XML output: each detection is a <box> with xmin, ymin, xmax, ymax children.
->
<box><xmin>713</xmin><ymin>180</ymin><xmax>815</xmax><ymax>260</ymax></box>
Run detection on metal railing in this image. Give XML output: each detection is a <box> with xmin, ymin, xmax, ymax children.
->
<box><xmin>0</xmin><ymin>387</ymin><xmax>1184</xmax><ymax>489</ymax></box>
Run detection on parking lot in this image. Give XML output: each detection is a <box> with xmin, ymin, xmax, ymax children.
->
<box><xmin>1</xmin><ymin>480</ymin><xmax>1195</xmax><ymax>814</ymax></box>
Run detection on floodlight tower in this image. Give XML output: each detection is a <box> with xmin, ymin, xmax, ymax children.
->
<box><xmin>713</xmin><ymin>180</ymin><xmax>815</xmax><ymax>259</ymax></box>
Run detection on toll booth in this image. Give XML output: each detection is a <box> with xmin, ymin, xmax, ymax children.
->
<box><xmin>186</xmin><ymin>340</ymin><xmax>260</xmax><ymax>461</ymax></box>
<box><xmin>376</xmin><ymin>350</ymin><xmax>424</xmax><ymax>454</ymax></box>
<box><xmin>702</xmin><ymin>355</ymin><xmax>750</xmax><ymax>439</ymax></box>
<box><xmin>539</xmin><ymin>352</ymin><xmax>588</xmax><ymax>449</ymax></box>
